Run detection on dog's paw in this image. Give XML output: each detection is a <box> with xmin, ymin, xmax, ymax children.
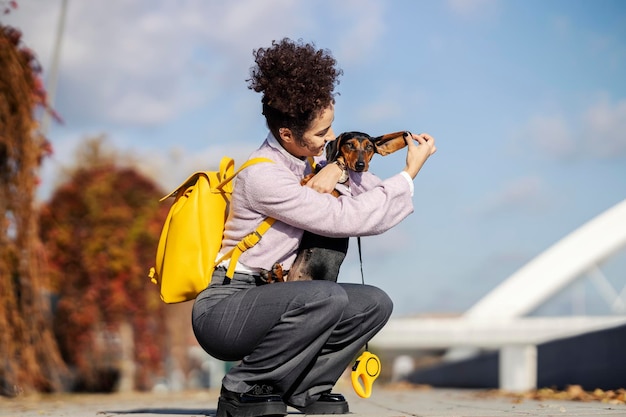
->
<box><xmin>300</xmin><ymin>173</ymin><xmax>316</xmax><ymax>186</ymax></box>
<box><xmin>271</xmin><ymin>263</ymin><xmax>284</xmax><ymax>283</ymax></box>
<box><xmin>260</xmin><ymin>263</ymin><xmax>284</xmax><ymax>283</ymax></box>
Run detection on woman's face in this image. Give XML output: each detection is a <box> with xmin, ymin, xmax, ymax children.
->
<box><xmin>280</xmin><ymin>105</ymin><xmax>335</xmax><ymax>158</ymax></box>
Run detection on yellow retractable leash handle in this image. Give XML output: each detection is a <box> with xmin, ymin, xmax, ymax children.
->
<box><xmin>351</xmin><ymin>350</ymin><xmax>381</xmax><ymax>398</ymax></box>
<box><xmin>351</xmin><ymin>237</ymin><xmax>381</xmax><ymax>399</ymax></box>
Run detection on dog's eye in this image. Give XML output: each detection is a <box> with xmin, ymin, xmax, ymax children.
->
<box><xmin>365</xmin><ymin>144</ymin><xmax>374</xmax><ymax>151</ymax></box>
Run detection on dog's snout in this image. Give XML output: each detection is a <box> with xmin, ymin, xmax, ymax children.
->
<box><xmin>355</xmin><ymin>161</ymin><xmax>366</xmax><ymax>171</ymax></box>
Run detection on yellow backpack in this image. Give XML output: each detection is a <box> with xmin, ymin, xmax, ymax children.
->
<box><xmin>148</xmin><ymin>156</ymin><xmax>274</xmax><ymax>303</ymax></box>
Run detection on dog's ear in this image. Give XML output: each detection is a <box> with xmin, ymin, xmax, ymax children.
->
<box><xmin>325</xmin><ymin>133</ymin><xmax>345</xmax><ymax>162</ymax></box>
<box><xmin>372</xmin><ymin>131</ymin><xmax>411</xmax><ymax>156</ymax></box>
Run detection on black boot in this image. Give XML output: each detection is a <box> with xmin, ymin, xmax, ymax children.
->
<box><xmin>216</xmin><ymin>385</ymin><xmax>287</xmax><ymax>417</ymax></box>
<box><xmin>290</xmin><ymin>392</ymin><xmax>349</xmax><ymax>414</ymax></box>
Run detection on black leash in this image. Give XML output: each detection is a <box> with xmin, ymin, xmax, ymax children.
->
<box><xmin>351</xmin><ymin>235</ymin><xmax>381</xmax><ymax>398</ymax></box>
<box><xmin>357</xmin><ymin>236</ymin><xmax>368</xmax><ymax>351</ymax></box>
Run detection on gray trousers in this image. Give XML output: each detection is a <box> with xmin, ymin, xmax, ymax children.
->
<box><xmin>191</xmin><ymin>267</ymin><xmax>393</xmax><ymax>407</ymax></box>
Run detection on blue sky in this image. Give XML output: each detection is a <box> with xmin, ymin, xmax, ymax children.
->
<box><xmin>5</xmin><ymin>0</ymin><xmax>625</xmax><ymax>316</ymax></box>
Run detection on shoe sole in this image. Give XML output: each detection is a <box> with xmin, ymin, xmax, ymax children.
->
<box><xmin>296</xmin><ymin>401</ymin><xmax>349</xmax><ymax>415</ymax></box>
<box><xmin>216</xmin><ymin>398</ymin><xmax>287</xmax><ymax>417</ymax></box>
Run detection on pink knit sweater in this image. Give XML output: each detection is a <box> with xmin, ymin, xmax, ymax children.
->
<box><xmin>220</xmin><ymin>133</ymin><xmax>415</xmax><ymax>271</ymax></box>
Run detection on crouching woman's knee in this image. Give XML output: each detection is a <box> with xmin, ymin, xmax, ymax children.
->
<box><xmin>323</xmin><ymin>282</ymin><xmax>350</xmax><ymax>313</ymax></box>
<box><xmin>372</xmin><ymin>286</ymin><xmax>393</xmax><ymax>323</ymax></box>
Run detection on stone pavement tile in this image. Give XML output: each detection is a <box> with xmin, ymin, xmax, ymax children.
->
<box><xmin>0</xmin><ymin>390</ymin><xmax>217</xmax><ymax>417</ymax></box>
<box><xmin>346</xmin><ymin>388</ymin><xmax>626</xmax><ymax>417</ymax></box>
<box><xmin>1</xmin><ymin>387</ymin><xmax>625</xmax><ymax>417</ymax></box>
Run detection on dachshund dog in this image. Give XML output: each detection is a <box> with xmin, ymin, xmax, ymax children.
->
<box><xmin>327</xmin><ymin>130</ymin><xmax>412</xmax><ymax>172</ymax></box>
<box><xmin>259</xmin><ymin>131</ymin><xmax>411</xmax><ymax>284</ymax></box>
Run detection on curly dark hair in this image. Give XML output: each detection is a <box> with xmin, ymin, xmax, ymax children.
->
<box><xmin>247</xmin><ymin>38</ymin><xmax>342</xmax><ymax>140</ymax></box>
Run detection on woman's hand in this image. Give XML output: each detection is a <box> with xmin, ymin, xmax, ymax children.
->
<box><xmin>403</xmin><ymin>132</ymin><xmax>437</xmax><ymax>179</ymax></box>
<box><xmin>304</xmin><ymin>161</ymin><xmax>344</xmax><ymax>194</ymax></box>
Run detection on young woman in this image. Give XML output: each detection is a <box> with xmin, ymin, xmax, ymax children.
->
<box><xmin>192</xmin><ymin>38</ymin><xmax>436</xmax><ymax>417</ymax></box>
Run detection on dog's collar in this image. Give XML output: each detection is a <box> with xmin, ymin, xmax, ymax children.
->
<box><xmin>335</xmin><ymin>160</ymin><xmax>349</xmax><ymax>184</ymax></box>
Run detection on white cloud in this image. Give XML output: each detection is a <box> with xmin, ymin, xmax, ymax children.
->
<box><xmin>583</xmin><ymin>96</ymin><xmax>626</xmax><ymax>158</ymax></box>
<box><xmin>2</xmin><ymin>1</ymin><xmax>59</xmax><ymax>65</ymax></box>
<box><xmin>353</xmin><ymin>80</ymin><xmax>428</xmax><ymax>129</ymax></box>
<box><xmin>357</xmin><ymin>93</ymin><xmax>405</xmax><ymax>125</ymax></box>
<box><xmin>470</xmin><ymin>175</ymin><xmax>549</xmax><ymax>216</ymax></box>
<box><xmin>551</xmin><ymin>15</ymin><xmax>572</xmax><ymax>38</ymax></box>
<box><xmin>446</xmin><ymin>0</ymin><xmax>500</xmax><ymax>19</ymax></box>
<box><xmin>524</xmin><ymin>114</ymin><xmax>575</xmax><ymax>158</ymax></box>
<box><xmin>5</xmin><ymin>0</ymin><xmax>390</xmax><ymax>131</ymax></box>
<box><xmin>330</xmin><ymin>0</ymin><xmax>386</xmax><ymax>65</ymax></box>
<box><xmin>133</xmin><ymin>141</ymin><xmax>259</xmax><ymax>194</ymax></box>
<box><xmin>515</xmin><ymin>95</ymin><xmax>626</xmax><ymax>161</ymax></box>
<box><xmin>36</xmin><ymin>128</ymin><xmax>260</xmax><ymax>202</ymax></box>
<box><xmin>5</xmin><ymin>0</ymin><xmax>308</xmax><ymax>128</ymax></box>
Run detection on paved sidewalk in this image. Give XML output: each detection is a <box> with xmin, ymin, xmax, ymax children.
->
<box><xmin>1</xmin><ymin>384</ymin><xmax>625</xmax><ymax>417</ymax></box>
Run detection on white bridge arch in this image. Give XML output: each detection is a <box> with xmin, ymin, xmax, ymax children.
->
<box><xmin>371</xmin><ymin>198</ymin><xmax>626</xmax><ymax>391</ymax></box>
<box><xmin>464</xmin><ymin>198</ymin><xmax>626</xmax><ymax>319</ymax></box>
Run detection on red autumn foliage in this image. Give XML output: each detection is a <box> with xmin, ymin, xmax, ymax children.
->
<box><xmin>39</xmin><ymin>142</ymin><xmax>169</xmax><ymax>391</ymax></box>
<box><xmin>1</xmin><ymin>21</ymin><xmax>63</xmax><ymax>395</ymax></box>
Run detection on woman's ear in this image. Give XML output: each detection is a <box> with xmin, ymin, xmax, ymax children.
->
<box><xmin>279</xmin><ymin>127</ymin><xmax>294</xmax><ymax>143</ymax></box>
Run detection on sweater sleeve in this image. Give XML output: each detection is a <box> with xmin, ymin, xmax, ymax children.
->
<box><xmin>239</xmin><ymin>162</ymin><xmax>414</xmax><ymax>238</ymax></box>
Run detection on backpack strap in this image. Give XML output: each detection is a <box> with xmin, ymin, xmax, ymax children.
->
<box><xmin>215</xmin><ymin>217</ymin><xmax>276</xmax><ymax>279</ymax></box>
<box><xmin>213</xmin><ymin>156</ymin><xmax>277</xmax><ymax>279</ymax></box>
<box><xmin>217</xmin><ymin>157</ymin><xmax>273</xmax><ymax>190</ymax></box>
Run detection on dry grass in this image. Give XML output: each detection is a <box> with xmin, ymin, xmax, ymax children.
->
<box><xmin>477</xmin><ymin>384</ymin><xmax>626</xmax><ymax>405</ymax></box>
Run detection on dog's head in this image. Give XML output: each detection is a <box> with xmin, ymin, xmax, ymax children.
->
<box><xmin>325</xmin><ymin>131</ymin><xmax>411</xmax><ymax>172</ymax></box>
